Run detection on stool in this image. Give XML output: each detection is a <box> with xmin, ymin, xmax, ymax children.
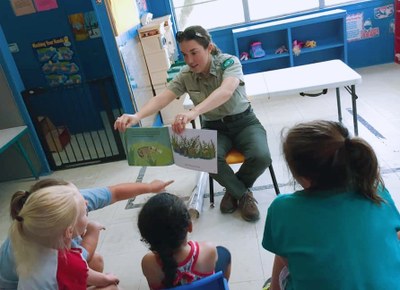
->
<box><xmin>209</xmin><ymin>148</ymin><xmax>280</xmax><ymax>207</ymax></box>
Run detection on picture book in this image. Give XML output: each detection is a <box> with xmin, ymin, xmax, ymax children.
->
<box><xmin>124</xmin><ymin>127</ymin><xmax>217</xmax><ymax>173</ymax></box>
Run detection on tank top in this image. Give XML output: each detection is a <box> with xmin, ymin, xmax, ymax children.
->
<box><xmin>153</xmin><ymin>241</ymin><xmax>214</xmax><ymax>289</ymax></box>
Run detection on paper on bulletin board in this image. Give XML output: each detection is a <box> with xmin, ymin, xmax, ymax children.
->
<box><xmin>32</xmin><ymin>36</ymin><xmax>82</xmax><ymax>87</ymax></box>
<box><xmin>69</xmin><ymin>13</ymin><xmax>89</xmax><ymax>41</ymax></box>
<box><xmin>84</xmin><ymin>11</ymin><xmax>101</xmax><ymax>39</ymax></box>
<box><xmin>10</xmin><ymin>0</ymin><xmax>36</xmax><ymax>16</ymax></box>
<box><xmin>33</xmin><ymin>0</ymin><xmax>58</xmax><ymax>12</ymax></box>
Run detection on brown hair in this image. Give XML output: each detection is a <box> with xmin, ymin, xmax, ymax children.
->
<box><xmin>10</xmin><ymin>178</ymin><xmax>69</xmax><ymax>220</ymax></box>
<box><xmin>175</xmin><ymin>25</ymin><xmax>220</xmax><ymax>55</ymax></box>
<box><xmin>282</xmin><ymin>120</ymin><xmax>383</xmax><ymax>203</ymax></box>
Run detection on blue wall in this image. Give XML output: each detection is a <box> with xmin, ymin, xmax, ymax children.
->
<box><xmin>0</xmin><ymin>1</ymin><xmax>112</xmax><ymax>88</ymax></box>
<box><xmin>0</xmin><ymin>1</ymin><xmax>118</xmax><ymax>133</ymax></box>
<box><xmin>147</xmin><ymin>0</ymin><xmax>395</xmax><ymax>68</ymax></box>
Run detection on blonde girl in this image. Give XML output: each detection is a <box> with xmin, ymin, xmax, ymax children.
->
<box><xmin>9</xmin><ymin>183</ymin><xmax>119</xmax><ymax>289</ymax></box>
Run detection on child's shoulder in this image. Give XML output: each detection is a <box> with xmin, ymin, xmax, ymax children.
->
<box><xmin>269</xmin><ymin>191</ymin><xmax>308</xmax><ymax>210</ymax></box>
<box><xmin>192</xmin><ymin>241</ymin><xmax>217</xmax><ymax>274</ymax></box>
<box><xmin>142</xmin><ymin>251</ymin><xmax>158</xmax><ymax>266</ymax></box>
<box><xmin>141</xmin><ymin>252</ymin><xmax>164</xmax><ymax>287</ymax></box>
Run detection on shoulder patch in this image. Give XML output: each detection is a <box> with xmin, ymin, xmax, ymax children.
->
<box><xmin>221</xmin><ymin>58</ymin><xmax>234</xmax><ymax>70</ymax></box>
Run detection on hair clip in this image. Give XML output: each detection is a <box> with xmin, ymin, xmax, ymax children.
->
<box><xmin>16</xmin><ymin>215</ymin><xmax>24</xmax><ymax>222</ymax></box>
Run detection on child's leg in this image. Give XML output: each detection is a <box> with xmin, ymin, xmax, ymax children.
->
<box><xmin>215</xmin><ymin>246</ymin><xmax>231</xmax><ymax>280</ymax></box>
<box><xmin>89</xmin><ymin>253</ymin><xmax>104</xmax><ymax>273</ymax></box>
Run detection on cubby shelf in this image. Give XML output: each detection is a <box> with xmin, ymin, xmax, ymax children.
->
<box><xmin>233</xmin><ymin>9</ymin><xmax>348</xmax><ymax>74</ymax></box>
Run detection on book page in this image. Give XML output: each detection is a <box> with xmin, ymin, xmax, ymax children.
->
<box><xmin>125</xmin><ymin>127</ymin><xmax>174</xmax><ymax>166</ymax></box>
<box><xmin>169</xmin><ymin>127</ymin><xmax>217</xmax><ymax>174</ymax></box>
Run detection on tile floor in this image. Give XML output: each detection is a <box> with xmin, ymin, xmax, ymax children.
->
<box><xmin>0</xmin><ymin>62</ymin><xmax>399</xmax><ymax>289</ymax></box>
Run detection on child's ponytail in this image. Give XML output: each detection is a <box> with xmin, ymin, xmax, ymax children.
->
<box><xmin>283</xmin><ymin>120</ymin><xmax>384</xmax><ymax>203</ymax></box>
<box><xmin>346</xmin><ymin>137</ymin><xmax>384</xmax><ymax>204</ymax></box>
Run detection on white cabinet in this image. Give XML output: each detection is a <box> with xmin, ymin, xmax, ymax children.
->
<box><xmin>138</xmin><ymin>22</ymin><xmax>171</xmax><ymax>86</ymax></box>
<box><xmin>138</xmin><ymin>16</ymin><xmax>185</xmax><ymax>126</ymax></box>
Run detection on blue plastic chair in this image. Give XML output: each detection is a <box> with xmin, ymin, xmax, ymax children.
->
<box><xmin>165</xmin><ymin>271</ymin><xmax>229</xmax><ymax>290</ymax></box>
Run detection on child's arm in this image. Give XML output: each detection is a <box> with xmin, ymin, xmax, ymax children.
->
<box><xmin>80</xmin><ymin>221</ymin><xmax>105</xmax><ymax>262</ymax></box>
<box><xmin>270</xmin><ymin>255</ymin><xmax>288</xmax><ymax>290</ymax></box>
<box><xmin>87</xmin><ymin>268</ymin><xmax>119</xmax><ymax>287</ymax></box>
<box><xmin>109</xmin><ymin>180</ymin><xmax>174</xmax><ymax>204</ymax></box>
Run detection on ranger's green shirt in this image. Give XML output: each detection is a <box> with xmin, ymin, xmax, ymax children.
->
<box><xmin>167</xmin><ymin>53</ymin><xmax>250</xmax><ymax>121</ymax></box>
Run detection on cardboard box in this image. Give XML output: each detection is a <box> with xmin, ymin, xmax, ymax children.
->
<box><xmin>38</xmin><ymin>116</ymin><xmax>70</xmax><ymax>152</ymax></box>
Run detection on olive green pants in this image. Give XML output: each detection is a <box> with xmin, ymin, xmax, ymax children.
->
<box><xmin>202</xmin><ymin>110</ymin><xmax>271</xmax><ymax>200</ymax></box>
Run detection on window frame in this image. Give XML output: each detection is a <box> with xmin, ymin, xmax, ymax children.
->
<box><xmin>171</xmin><ymin>0</ymin><xmax>364</xmax><ymax>30</ymax></box>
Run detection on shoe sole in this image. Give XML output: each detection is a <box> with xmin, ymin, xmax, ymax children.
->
<box><xmin>241</xmin><ymin>213</ymin><xmax>260</xmax><ymax>222</ymax></box>
<box><xmin>220</xmin><ymin>207</ymin><xmax>238</xmax><ymax>214</ymax></box>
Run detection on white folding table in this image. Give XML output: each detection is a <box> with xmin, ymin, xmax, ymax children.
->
<box><xmin>0</xmin><ymin>126</ymin><xmax>38</xmax><ymax>179</ymax></box>
<box><xmin>244</xmin><ymin>59</ymin><xmax>362</xmax><ymax>135</ymax></box>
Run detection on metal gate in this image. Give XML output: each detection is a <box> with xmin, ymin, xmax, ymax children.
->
<box><xmin>22</xmin><ymin>76</ymin><xmax>126</xmax><ymax>170</ymax></box>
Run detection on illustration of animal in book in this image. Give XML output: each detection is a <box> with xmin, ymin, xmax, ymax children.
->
<box><xmin>125</xmin><ymin>127</ymin><xmax>217</xmax><ymax>173</ymax></box>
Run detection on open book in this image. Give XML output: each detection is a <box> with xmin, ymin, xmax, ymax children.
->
<box><xmin>124</xmin><ymin>127</ymin><xmax>217</xmax><ymax>173</ymax></box>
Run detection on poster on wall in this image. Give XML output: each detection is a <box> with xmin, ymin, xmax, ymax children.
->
<box><xmin>32</xmin><ymin>36</ymin><xmax>82</xmax><ymax>87</ymax></box>
<box><xmin>68</xmin><ymin>11</ymin><xmax>101</xmax><ymax>41</ymax></box>
<box><xmin>346</xmin><ymin>12</ymin><xmax>364</xmax><ymax>42</ymax></box>
<box><xmin>84</xmin><ymin>11</ymin><xmax>101</xmax><ymax>39</ymax></box>
<box><xmin>10</xmin><ymin>0</ymin><xmax>36</xmax><ymax>16</ymax></box>
<box><xmin>346</xmin><ymin>12</ymin><xmax>380</xmax><ymax>42</ymax></box>
<box><xmin>33</xmin><ymin>0</ymin><xmax>58</xmax><ymax>12</ymax></box>
<box><xmin>69</xmin><ymin>13</ymin><xmax>89</xmax><ymax>41</ymax></box>
<box><xmin>374</xmin><ymin>4</ymin><xmax>394</xmax><ymax>19</ymax></box>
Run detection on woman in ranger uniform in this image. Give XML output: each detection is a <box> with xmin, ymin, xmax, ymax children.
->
<box><xmin>114</xmin><ymin>25</ymin><xmax>272</xmax><ymax>222</ymax></box>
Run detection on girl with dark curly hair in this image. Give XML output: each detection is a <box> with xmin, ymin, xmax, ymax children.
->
<box><xmin>138</xmin><ymin>192</ymin><xmax>231</xmax><ymax>289</ymax></box>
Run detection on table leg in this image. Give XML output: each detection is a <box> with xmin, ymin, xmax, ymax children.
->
<box><xmin>336</xmin><ymin>87</ymin><xmax>342</xmax><ymax>123</ymax></box>
<box><xmin>16</xmin><ymin>140</ymin><xmax>39</xmax><ymax>179</ymax></box>
<box><xmin>345</xmin><ymin>85</ymin><xmax>359</xmax><ymax>136</ymax></box>
<box><xmin>351</xmin><ymin>85</ymin><xmax>359</xmax><ymax>136</ymax></box>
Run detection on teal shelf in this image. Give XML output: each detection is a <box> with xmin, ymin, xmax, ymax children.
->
<box><xmin>233</xmin><ymin>9</ymin><xmax>348</xmax><ymax>74</ymax></box>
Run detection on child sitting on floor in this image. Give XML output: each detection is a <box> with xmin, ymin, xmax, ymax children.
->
<box><xmin>0</xmin><ymin>177</ymin><xmax>173</xmax><ymax>289</ymax></box>
<box><xmin>9</xmin><ymin>182</ymin><xmax>119</xmax><ymax>289</ymax></box>
<box><xmin>262</xmin><ymin>120</ymin><xmax>400</xmax><ymax>290</ymax></box>
<box><xmin>138</xmin><ymin>192</ymin><xmax>231</xmax><ymax>289</ymax></box>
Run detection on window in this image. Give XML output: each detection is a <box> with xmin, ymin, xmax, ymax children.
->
<box><xmin>174</xmin><ymin>0</ymin><xmax>244</xmax><ymax>30</ymax></box>
<box><xmin>248</xmin><ymin>0</ymin><xmax>319</xmax><ymax>22</ymax></box>
<box><xmin>172</xmin><ymin>0</ymin><xmax>358</xmax><ymax>30</ymax></box>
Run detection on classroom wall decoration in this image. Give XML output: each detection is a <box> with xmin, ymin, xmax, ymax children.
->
<box><xmin>33</xmin><ymin>0</ymin><xmax>58</xmax><ymax>12</ymax></box>
<box><xmin>68</xmin><ymin>11</ymin><xmax>101</xmax><ymax>41</ymax></box>
<box><xmin>10</xmin><ymin>0</ymin><xmax>58</xmax><ymax>16</ymax></box>
<box><xmin>346</xmin><ymin>12</ymin><xmax>380</xmax><ymax>42</ymax></box>
<box><xmin>69</xmin><ymin>13</ymin><xmax>89</xmax><ymax>41</ymax></box>
<box><xmin>84</xmin><ymin>11</ymin><xmax>101</xmax><ymax>39</ymax></box>
<box><xmin>32</xmin><ymin>36</ymin><xmax>82</xmax><ymax>87</ymax></box>
<box><xmin>10</xmin><ymin>0</ymin><xmax>36</xmax><ymax>16</ymax></box>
